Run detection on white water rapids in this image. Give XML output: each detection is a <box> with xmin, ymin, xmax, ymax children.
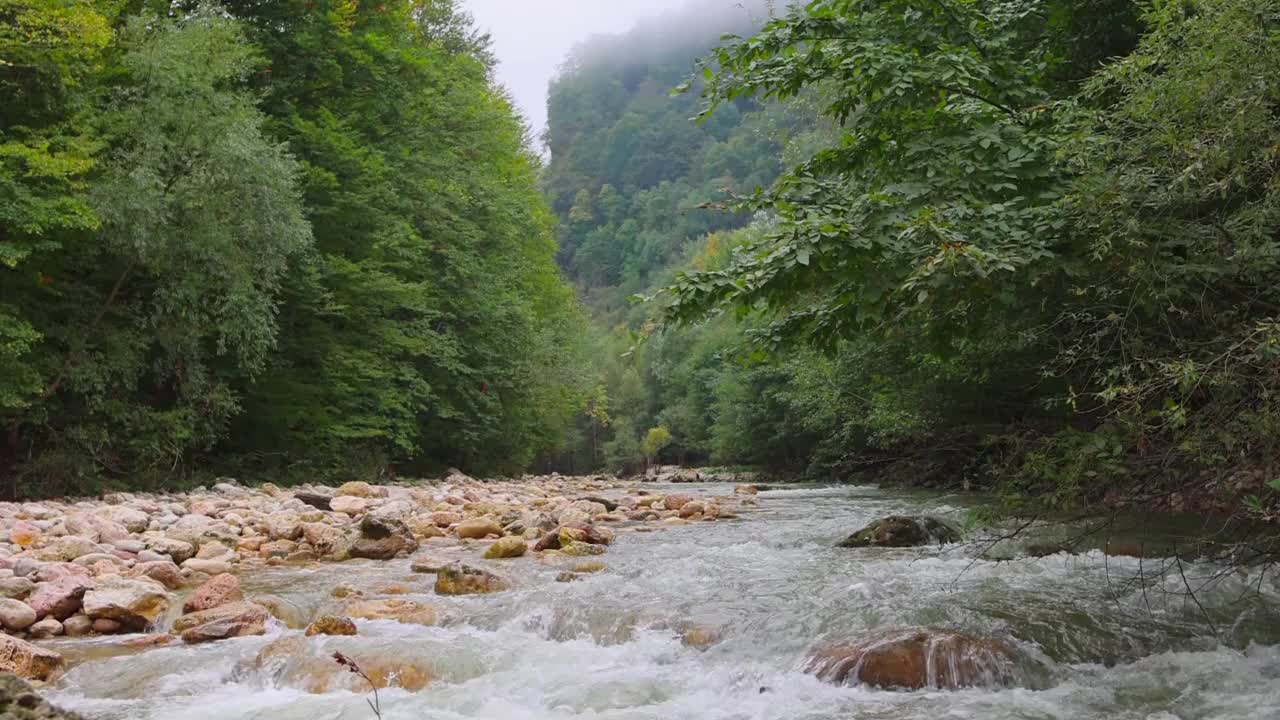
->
<box><xmin>43</xmin><ymin>483</ymin><xmax>1280</xmax><ymax>719</ymax></box>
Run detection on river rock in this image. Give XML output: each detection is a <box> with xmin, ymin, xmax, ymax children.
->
<box><xmin>455</xmin><ymin>518</ymin><xmax>501</xmax><ymax>539</ymax></box>
<box><xmin>483</xmin><ymin>536</ymin><xmax>527</xmax><ymax>559</ymax></box>
<box><xmin>0</xmin><ymin>635</ymin><xmax>65</xmax><ymax>682</ymax></box>
<box><xmin>173</xmin><ymin>601</ymin><xmax>270</xmax><ymax>643</ymax></box>
<box><xmin>305</xmin><ymin>615</ymin><xmax>358</xmax><ymax>636</ymax></box>
<box><xmin>183</xmin><ymin>573</ymin><xmax>242</xmax><ymax>613</ymax></box>
<box><xmin>82</xmin><ymin>576</ymin><xmax>170</xmax><ymax>630</ymax></box>
<box><xmin>0</xmin><ymin>674</ymin><xmax>84</xmax><ymax>718</ymax></box>
<box><xmin>435</xmin><ymin>562</ymin><xmax>510</xmax><ymax>595</ymax></box>
<box><xmin>254</xmin><ymin>636</ymin><xmax>433</xmax><ymax>694</ymax></box>
<box><xmin>0</xmin><ymin>577</ymin><xmax>35</xmax><ymax>600</ymax></box>
<box><xmin>125</xmin><ymin>561</ymin><xmax>178</xmax><ymax>592</ymax></box>
<box><xmin>250</xmin><ymin>595</ymin><xmax>307</xmax><ymax>629</ymax></box>
<box><xmin>27</xmin><ymin>576</ymin><xmax>92</xmax><ymax>620</ymax></box>
<box><xmin>410</xmin><ymin>554</ymin><xmax>447</xmax><ymax>573</ymax></box>
<box><xmin>661</xmin><ymin>493</ymin><xmax>694</xmax><ymax>510</ymax></box>
<box><xmin>300</xmin><ymin>522</ymin><xmax>353</xmax><ymax>560</ymax></box>
<box><xmin>182</xmin><ymin>558</ymin><xmax>232</xmax><ymax>575</ymax></box>
<box><xmin>0</xmin><ymin>599</ymin><xmax>37</xmax><ymax>632</ymax></box>
<box><xmin>143</xmin><ymin>536</ymin><xmax>194</xmax><ymax>563</ymax></box>
<box><xmin>734</xmin><ymin>484</ymin><xmax>759</xmax><ymax>495</ymax></box>
<box><xmin>264</xmin><ymin>512</ymin><xmax>302</xmax><ymax>541</ymax></box>
<box><xmin>681</xmin><ymin>624</ymin><xmax>721</xmax><ymax>649</ymax></box>
<box><xmin>91</xmin><ymin>618</ymin><xmax>122</xmax><ymax>634</ymax></box>
<box><xmin>62</xmin><ymin>614</ymin><xmax>92</xmax><ymax>637</ymax></box>
<box><xmin>342</xmin><ymin>597</ymin><xmax>438</xmax><ymax>626</ymax></box>
<box><xmin>293</xmin><ymin>492</ymin><xmax>333</xmax><ymax>511</ymax></box>
<box><xmin>194</xmin><ymin>540</ymin><xmax>235</xmax><ymax>562</ymax></box>
<box><xmin>32</xmin><ymin>536</ymin><xmax>100</xmax><ymax>563</ymax></box>
<box><xmin>836</xmin><ymin>516</ymin><xmax>960</xmax><ymax>548</ymax></box>
<box><xmin>805</xmin><ymin>629</ymin><xmax>1031</xmax><ymax>690</ymax></box>
<box><xmin>330</xmin><ymin>496</ymin><xmax>372</xmax><ymax>516</ymax></box>
<box><xmin>8</xmin><ymin>521</ymin><xmax>41</xmax><ymax>548</ymax></box>
<box><xmin>678</xmin><ymin>501</ymin><xmax>705</xmax><ymax>518</ymax></box>
<box><xmin>336</xmin><ymin>481</ymin><xmax>377</xmax><ymax>498</ymax></box>
<box><xmin>96</xmin><ymin>506</ymin><xmax>150</xmax><ymax>533</ymax></box>
<box><xmin>258</xmin><ymin>540</ymin><xmax>296</xmax><ymax>559</ymax></box>
<box><xmin>430</xmin><ymin>511</ymin><xmax>463</xmax><ymax>527</ymax></box>
<box><xmin>27</xmin><ymin>618</ymin><xmax>62</xmax><ymax>639</ymax></box>
<box><xmin>350</xmin><ymin>514</ymin><xmax>417</xmax><ymax>560</ymax></box>
<box><xmin>166</xmin><ymin>515</ymin><xmax>238</xmax><ymax>549</ymax></box>
<box><xmin>560</xmin><ymin>541</ymin><xmax>606</xmax><ymax>557</ymax></box>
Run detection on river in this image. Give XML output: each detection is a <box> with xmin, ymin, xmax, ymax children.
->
<box><xmin>42</xmin><ymin>483</ymin><xmax>1280</xmax><ymax>719</ymax></box>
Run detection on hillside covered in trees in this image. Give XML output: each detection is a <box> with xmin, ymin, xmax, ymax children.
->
<box><xmin>1</xmin><ymin>0</ymin><xmax>591</xmax><ymax>496</ymax></box>
<box><xmin>552</xmin><ymin>0</ymin><xmax>1280</xmax><ymax>519</ymax></box>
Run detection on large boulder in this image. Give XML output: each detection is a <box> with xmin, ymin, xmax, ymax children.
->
<box><xmin>81</xmin><ymin>576</ymin><xmax>170</xmax><ymax>630</ymax></box>
<box><xmin>27</xmin><ymin>576</ymin><xmax>93</xmax><ymax>621</ymax></box>
<box><xmin>435</xmin><ymin>562</ymin><xmax>510</xmax><ymax>595</ymax></box>
<box><xmin>182</xmin><ymin>573</ymin><xmax>242</xmax><ymax>614</ymax></box>
<box><xmin>804</xmin><ymin>629</ymin><xmax>1038</xmax><ymax>690</ymax></box>
<box><xmin>836</xmin><ymin>516</ymin><xmax>960</xmax><ymax>548</ymax></box>
<box><xmin>0</xmin><ymin>635</ymin><xmax>65</xmax><ymax>682</ymax></box>
<box><xmin>175</xmin><ymin>601</ymin><xmax>270</xmax><ymax>644</ymax></box>
<box><xmin>349</xmin><ymin>514</ymin><xmax>417</xmax><ymax>560</ymax></box>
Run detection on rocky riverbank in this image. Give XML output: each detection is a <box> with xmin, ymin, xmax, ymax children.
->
<box><xmin>0</xmin><ymin>470</ymin><xmax>762</xmax><ymax>683</ymax></box>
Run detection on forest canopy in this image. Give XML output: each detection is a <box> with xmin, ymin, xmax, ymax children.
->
<box><xmin>1</xmin><ymin>0</ymin><xmax>591</xmax><ymax>496</ymax></box>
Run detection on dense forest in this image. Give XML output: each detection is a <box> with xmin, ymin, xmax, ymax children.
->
<box><xmin>551</xmin><ymin>0</ymin><xmax>1280</xmax><ymax>520</ymax></box>
<box><xmin>1</xmin><ymin>0</ymin><xmax>593</xmax><ymax>496</ymax></box>
<box><xmin>3</xmin><ymin>0</ymin><xmax>1280</xmax><ymax>522</ymax></box>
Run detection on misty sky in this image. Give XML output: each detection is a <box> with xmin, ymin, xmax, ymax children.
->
<box><xmin>461</xmin><ymin>0</ymin><xmax>698</xmax><ymax>145</ymax></box>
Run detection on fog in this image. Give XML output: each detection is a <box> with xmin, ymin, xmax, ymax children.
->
<box><xmin>461</xmin><ymin>0</ymin><xmax>756</xmax><ymax>145</ymax></box>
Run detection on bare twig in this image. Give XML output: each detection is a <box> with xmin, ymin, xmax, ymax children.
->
<box><xmin>333</xmin><ymin>652</ymin><xmax>382</xmax><ymax>719</ymax></box>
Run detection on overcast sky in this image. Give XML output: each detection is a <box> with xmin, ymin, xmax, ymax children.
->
<box><xmin>461</xmin><ymin>0</ymin><xmax>694</xmax><ymax>145</ymax></box>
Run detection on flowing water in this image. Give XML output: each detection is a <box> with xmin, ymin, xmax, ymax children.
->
<box><xmin>44</xmin><ymin>483</ymin><xmax>1280</xmax><ymax>719</ymax></box>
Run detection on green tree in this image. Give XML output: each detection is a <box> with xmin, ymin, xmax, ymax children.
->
<box><xmin>5</xmin><ymin>4</ymin><xmax>311</xmax><ymax>493</ymax></box>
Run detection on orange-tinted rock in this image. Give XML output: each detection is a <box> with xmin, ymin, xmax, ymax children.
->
<box><xmin>342</xmin><ymin>597</ymin><xmax>437</xmax><ymax>626</ymax></box>
<box><xmin>805</xmin><ymin>629</ymin><xmax>1028</xmax><ymax>690</ymax></box>
<box><xmin>455</xmin><ymin>518</ymin><xmax>501</xmax><ymax>539</ymax></box>
<box><xmin>123</xmin><ymin>633</ymin><xmax>175</xmax><ymax>648</ymax></box>
<box><xmin>0</xmin><ymin>634</ymin><xmax>65</xmax><ymax>681</ymax></box>
<box><xmin>305</xmin><ymin>615</ymin><xmax>358</xmax><ymax>636</ymax></box>
<box><xmin>183</xmin><ymin>573</ymin><xmax>242</xmax><ymax>614</ymax></box>
<box><xmin>176</xmin><ymin>601</ymin><xmax>270</xmax><ymax>643</ymax></box>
